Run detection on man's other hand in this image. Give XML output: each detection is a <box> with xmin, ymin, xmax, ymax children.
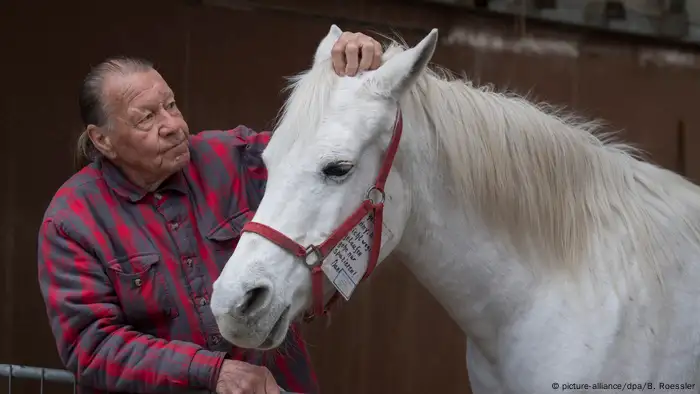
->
<box><xmin>215</xmin><ymin>360</ymin><xmax>281</xmax><ymax>394</ymax></box>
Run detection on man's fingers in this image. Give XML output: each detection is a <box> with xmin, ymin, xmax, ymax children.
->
<box><xmin>344</xmin><ymin>41</ymin><xmax>360</xmax><ymax>76</ymax></box>
<box><xmin>331</xmin><ymin>38</ymin><xmax>348</xmax><ymax>76</ymax></box>
<box><xmin>264</xmin><ymin>368</ymin><xmax>281</xmax><ymax>394</ymax></box>
<box><xmin>359</xmin><ymin>39</ymin><xmax>374</xmax><ymax>72</ymax></box>
<box><xmin>331</xmin><ymin>32</ymin><xmax>383</xmax><ymax>76</ymax></box>
<box><xmin>215</xmin><ymin>361</ymin><xmax>278</xmax><ymax>394</ymax></box>
<box><xmin>265</xmin><ymin>383</ymin><xmax>282</xmax><ymax>394</ymax></box>
<box><xmin>234</xmin><ymin>380</ymin><xmax>254</xmax><ymax>394</ymax></box>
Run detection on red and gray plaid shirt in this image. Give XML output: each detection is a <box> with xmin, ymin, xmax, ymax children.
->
<box><xmin>37</xmin><ymin>126</ymin><xmax>318</xmax><ymax>394</ymax></box>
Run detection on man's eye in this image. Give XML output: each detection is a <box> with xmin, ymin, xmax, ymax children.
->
<box><xmin>322</xmin><ymin>161</ymin><xmax>355</xmax><ymax>178</ymax></box>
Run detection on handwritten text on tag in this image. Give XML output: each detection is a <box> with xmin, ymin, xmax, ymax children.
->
<box><xmin>320</xmin><ymin>212</ymin><xmax>393</xmax><ymax>300</ymax></box>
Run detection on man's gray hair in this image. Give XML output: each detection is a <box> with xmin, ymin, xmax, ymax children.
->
<box><xmin>75</xmin><ymin>56</ymin><xmax>153</xmax><ymax>169</ymax></box>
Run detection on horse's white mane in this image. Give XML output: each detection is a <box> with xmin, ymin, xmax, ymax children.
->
<box><xmin>267</xmin><ymin>34</ymin><xmax>700</xmax><ymax>292</ymax></box>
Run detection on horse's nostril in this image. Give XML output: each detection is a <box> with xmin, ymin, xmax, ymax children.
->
<box><xmin>236</xmin><ymin>285</ymin><xmax>271</xmax><ymax>317</ymax></box>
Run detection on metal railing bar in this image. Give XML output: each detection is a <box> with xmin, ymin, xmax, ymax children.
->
<box><xmin>1</xmin><ymin>363</ymin><xmax>295</xmax><ymax>393</ymax></box>
<box><xmin>0</xmin><ymin>364</ymin><xmax>75</xmax><ymax>384</ymax></box>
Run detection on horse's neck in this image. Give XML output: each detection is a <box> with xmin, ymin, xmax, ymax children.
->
<box><xmin>391</xmin><ymin>118</ymin><xmax>542</xmax><ymax>362</ymax></box>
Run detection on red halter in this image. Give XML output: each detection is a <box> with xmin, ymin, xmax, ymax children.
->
<box><xmin>240</xmin><ymin>110</ymin><xmax>404</xmax><ymax>322</ymax></box>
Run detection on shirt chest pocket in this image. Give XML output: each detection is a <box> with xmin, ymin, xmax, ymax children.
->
<box><xmin>205</xmin><ymin>208</ymin><xmax>253</xmax><ymax>269</ymax></box>
<box><xmin>106</xmin><ymin>253</ymin><xmax>180</xmax><ymax>325</ymax></box>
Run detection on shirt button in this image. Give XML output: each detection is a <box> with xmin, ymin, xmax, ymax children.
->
<box><xmin>211</xmin><ymin>334</ymin><xmax>222</xmax><ymax>345</ymax></box>
<box><xmin>197</xmin><ymin>297</ymin><xmax>208</xmax><ymax>306</ymax></box>
<box><xmin>133</xmin><ymin>278</ymin><xmax>142</xmax><ymax>287</ymax></box>
<box><xmin>170</xmin><ymin>222</ymin><xmax>179</xmax><ymax>230</ymax></box>
<box><xmin>186</xmin><ymin>258</ymin><xmax>193</xmax><ymax>267</ymax></box>
<box><xmin>154</xmin><ymin>192</ymin><xmax>162</xmax><ymax>200</ymax></box>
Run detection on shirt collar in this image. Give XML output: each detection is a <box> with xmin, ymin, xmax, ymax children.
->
<box><xmin>100</xmin><ymin>158</ymin><xmax>188</xmax><ymax>202</ymax></box>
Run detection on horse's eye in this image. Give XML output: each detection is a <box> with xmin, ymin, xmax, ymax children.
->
<box><xmin>322</xmin><ymin>162</ymin><xmax>355</xmax><ymax>178</ymax></box>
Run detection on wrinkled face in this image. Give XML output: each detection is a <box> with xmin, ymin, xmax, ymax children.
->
<box><xmin>92</xmin><ymin>69</ymin><xmax>190</xmax><ymax>188</ymax></box>
<box><xmin>210</xmin><ymin>25</ymin><xmax>438</xmax><ymax>350</ymax></box>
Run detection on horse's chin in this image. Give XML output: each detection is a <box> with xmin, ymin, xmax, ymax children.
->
<box><xmin>258</xmin><ymin>326</ymin><xmax>290</xmax><ymax>350</ymax></box>
<box><xmin>216</xmin><ymin>306</ymin><xmax>291</xmax><ymax>350</ymax></box>
<box><xmin>257</xmin><ymin>306</ymin><xmax>292</xmax><ymax>350</ymax></box>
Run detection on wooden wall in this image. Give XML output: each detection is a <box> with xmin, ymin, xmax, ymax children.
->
<box><xmin>2</xmin><ymin>0</ymin><xmax>700</xmax><ymax>393</ymax></box>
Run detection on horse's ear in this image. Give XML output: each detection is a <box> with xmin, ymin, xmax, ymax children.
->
<box><xmin>367</xmin><ymin>28</ymin><xmax>438</xmax><ymax>100</ymax></box>
<box><xmin>314</xmin><ymin>24</ymin><xmax>344</xmax><ymax>66</ymax></box>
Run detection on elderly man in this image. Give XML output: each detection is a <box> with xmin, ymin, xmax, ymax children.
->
<box><xmin>37</xmin><ymin>31</ymin><xmax>383</xmax><ymax>394</ymax></box>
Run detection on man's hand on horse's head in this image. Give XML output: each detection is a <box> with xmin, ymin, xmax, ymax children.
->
<box><xmin>331</xmin><ymin>31</ymin><xmax>383</xmax><ymax>77</ymax></box>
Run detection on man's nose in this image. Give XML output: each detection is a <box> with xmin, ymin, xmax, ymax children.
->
<box><xmin>158</xmin><ymin>114</ymin><xmax>181</xmax><ymax>137</ymax></box>
<box><xmin>158</xmin><ymin>125</ymin><xmax>177</xmax><ymax>137</ymax></box>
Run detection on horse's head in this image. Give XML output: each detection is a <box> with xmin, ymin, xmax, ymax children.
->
<box><xmin>211</xmin><ymin>25</ymin><xmax>439</xmax><ymax>349</ymax></box>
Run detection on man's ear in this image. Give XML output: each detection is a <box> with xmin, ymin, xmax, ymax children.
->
<box><xmin>87</xmin><ymin>124</ymin><xmax>117</xmax><ymax>159</ymax></box>
<box><xmin>313</xmin><ymin>24</ymin><xmax>344</xmax><ymax>66</ymax></box>
<box><xmin>366</xmin><ymin>28</ymin><xmax>438</xmax><ymax>100</ymax></box>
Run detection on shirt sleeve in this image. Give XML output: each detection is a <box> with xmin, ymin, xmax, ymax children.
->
<box><xmin>37</xmin><ymin>218</ymin><xmax>226</xmax><ymax>393</ymax></box>
<box><xmin>223</xmin><ymin>125</ymin><xmax>272</xmax><ymax>204</ymax></box>
<box><xmin>230</xmin><ymin>125</ymin><xmax>271</xmax><ymax>180</ymax></box>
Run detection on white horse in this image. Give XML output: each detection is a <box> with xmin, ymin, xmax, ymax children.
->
<box><xmin>210</xmin><ymin>25</ymin><xmax>700</xmax><ymax>393</ymax></box>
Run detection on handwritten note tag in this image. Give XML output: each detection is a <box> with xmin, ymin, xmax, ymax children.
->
<box><xmin>321</xmin><ymin>211</ymin><xmax>394</xmax><ymax>300</ymax></box>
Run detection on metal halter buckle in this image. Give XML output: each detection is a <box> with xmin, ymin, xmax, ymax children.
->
<box><xmin>304</xmin><ymin>244</ymin><xmax>323</xmax><ymax>267</ymax></box>
<box><xmin>366</xmin><ymin>186</ymin><xmax>386</xmax><ymax>205</ymax></box>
